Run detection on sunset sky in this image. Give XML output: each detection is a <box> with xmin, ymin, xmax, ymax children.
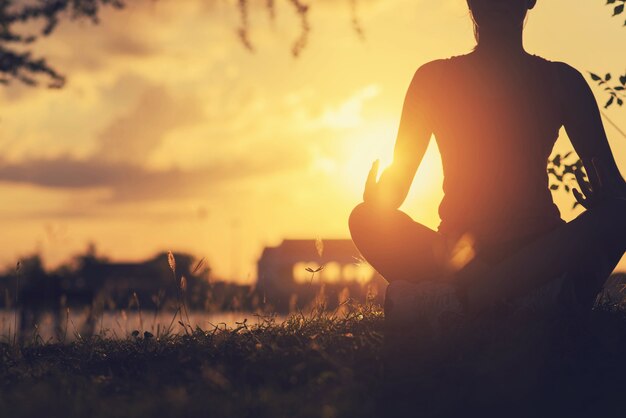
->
<box><xmin>0</xmin><ymin>0</ymin><xmax>625</xmax><ymax>282</ymax></box>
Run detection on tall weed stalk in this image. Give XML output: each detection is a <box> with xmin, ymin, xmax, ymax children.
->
<box><xmin>13</xmin><ymin>260</ymin><xmax>21</xmax><ymax>346</ymax></box>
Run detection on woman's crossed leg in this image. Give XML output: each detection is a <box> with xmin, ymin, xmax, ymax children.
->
<box><xmin>349</xmin><ymin>199</ymin><xmax>626</xmax><ymax>313</ymax></box>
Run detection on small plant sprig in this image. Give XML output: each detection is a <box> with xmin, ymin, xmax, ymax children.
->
<box><xmin>547</xmin><ymin>151</ymin><xmax>586</xmax><ymax>209</ymax></box>
<box><xmin>305</xmin><ymin>265</ymin><xmax>324</xmax><ymax>284</ymax></box>
<box><xmin>589</xmin><ymin>71</ymin><xmax>626</xmax><ymax>108</ymax></box>
<box><xmin>605</xmin><ymin>0</ymin><xmax>626</xmax><ymax>26</ymax></box>
<box><xmin>594</xmin><ymin>0</ymin><xmax>625</xmax><ymax>107</ymax></box>
<box><xmin>306</xmin><ymin>238</ymin><xmax>325</xmax><ymax>283</ymax></box>
<box><xmin>13</xmin><ymin>260</ymin><xmax>21</xmax><ymax>346</ymax></box>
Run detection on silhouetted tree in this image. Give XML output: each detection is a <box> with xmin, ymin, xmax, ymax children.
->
<box><xmin>0</xmin><ymin>0</ymin><xmax>126</xmax><ymax>87</ymax></box>
<box><xmin>0</xmin><ymin>0</ymin><xmax>362</xmax><ymax>87</ymax></box>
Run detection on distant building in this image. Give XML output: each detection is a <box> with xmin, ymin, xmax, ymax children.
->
<box><xmin>256</xmin><ymin>239</ymin><xmax>384</xmax><ymax>310</ymax></box>
<box><xmin>257</xmin><ymin>239</ymin><xmax>375</xmax><ymax>287</ymax></box>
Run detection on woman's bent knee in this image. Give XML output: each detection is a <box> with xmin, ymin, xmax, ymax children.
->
<box><xmin>349</xmin><ymin>202</ymin><xmax>374</xmax><ymax>242</ymax></box>
<box><xmin>349</xmin><ymin>202</ymin><xmax>397</xmax><ymax>250</ymax></box>
<box><xmin>349</xmin><ymin>202</ymin><xmax>397</xmax><ymax>234</ymax></box>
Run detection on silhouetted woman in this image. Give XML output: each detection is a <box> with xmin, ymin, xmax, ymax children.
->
<box><xmin>349</xmin><ymin>0</ymin><xmax>626</xmax><ymax>315</ymax></box>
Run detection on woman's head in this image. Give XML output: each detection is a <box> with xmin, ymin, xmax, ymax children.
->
<box><xmin>467</xmin><ymin>0</ymin><xmax>537</xmax><ymax>40</ymax></box>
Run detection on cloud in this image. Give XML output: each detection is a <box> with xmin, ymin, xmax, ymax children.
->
<box><xmin>0</xmin><ymin>79</ymin><xmax>308</xmax><ymax>203</ymax></box>
<box><xmin>319</xmin><ymin>84</ymin><xmax>380</xmax><ymax>129</ymax></box>
<box><xmin>0</xmin><ymin>150</ymin><xmax>305</xmax><ymax>203</ymax></box>
<box><xmin>0</xmin><ymin>155</ymin><xmax>133</xmax><ymax>189</ymax></box>
<box><xmin>97</xmin><ymin>85</ymin><xmax>203</xmax><ymax>163</ymax></box>
<box><xmin>0</xmin><ymin>63</ymin><xmax>323</xmax><ymax>207</ymax></box>
<box><xmin>103</xmin><ymin>33</ymin><xmax>158</xmax><ymax>58</ymax></box>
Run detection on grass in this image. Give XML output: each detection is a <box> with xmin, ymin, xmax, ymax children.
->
<box><xmin>0</xmin><ymin>303</ymin><xmax>385</xmax><ymax>418</ymax></box>
<box><xmin>0</xmin><ymin>297</ymin><xmax>625</xmax><ymax>418</ymax></box>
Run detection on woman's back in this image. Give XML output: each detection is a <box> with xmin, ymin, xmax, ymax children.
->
<box><xmin>424</xmin><ymin>53</ymin><xmax>566</xmax><ymax>251</ymax></box>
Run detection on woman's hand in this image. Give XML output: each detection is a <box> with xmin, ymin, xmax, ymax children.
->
<box><xmin>572</xmin><ymin>157</ymin><xmax>626</xmax><ymax>210</ymax></box>
<box><xmin>363</xmin><ymin>160</ymin><xmax>380</xmax><ymax>203</ymax></box>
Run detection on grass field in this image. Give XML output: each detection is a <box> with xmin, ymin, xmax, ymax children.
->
<box><xmin>0</xmin><ymin>303</ymin><xmax>385</xmax><ymax>418</ymax></box>
<box><xmin>1</xmin><ymin>298</ymin><xmax>625</xmax><ymax>418</ymax></box>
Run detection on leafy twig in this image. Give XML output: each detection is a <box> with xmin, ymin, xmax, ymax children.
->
<box><xmin>589</xmin><ymin>71</ymin><xmax>626</xmax><ymax>108</ymax></box>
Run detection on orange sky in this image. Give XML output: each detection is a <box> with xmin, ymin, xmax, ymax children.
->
<box><xmin>0</xmin><ymin>0</ymin><xmax>625</xmax><ymax>282</ymax></box>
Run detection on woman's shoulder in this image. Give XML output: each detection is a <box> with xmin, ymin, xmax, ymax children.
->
<box><xmin>413</xmin><ymin>55</ymin><xmax>470</xmax><ymax>82</ymax></box>
<box><xmin>530</xmin><ymin>57</ymin><xmax>592</xmax><ymax>115</ymax></box>
<box><xmin>525</xmin><ymin>56</ymin><xmax>591</xmax><ymax>99</ymax></box>
<box><xmin>531</xmin><ymin>55</ymin><xmax>584</xmax><ymax>81</ymax></box>
<box><xmin>414</xmin><ymin>59</ymin><xmax>446</xmax><ymax>77</ymax></box>
<box><xmin>418</xmin><ymin>54</ymin><xmax>471</xmax><ymax>70</ymax></box>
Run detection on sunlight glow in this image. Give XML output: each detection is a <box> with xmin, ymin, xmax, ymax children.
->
<box><xmin>339</xmin><ymin>121</ymin><xmax>396</xmax><ymax>199</ymax></box>
<box><xmin>446</xmin><ymin>233</ymin><xmax>477</xmax><ymax>272</ymax></box>
<box><xmin>338</xmin><ymin>124</ymin><xmax>444</xmax><ymax>208</ymax></box>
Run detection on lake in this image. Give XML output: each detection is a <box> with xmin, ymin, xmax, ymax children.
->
<box><xmin>0</xmin><ymin>309</ymin><xmax>286</xmax><ymax>342</ymax></box>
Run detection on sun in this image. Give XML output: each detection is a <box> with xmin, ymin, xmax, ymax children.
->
<box><xmin>339</xmin><ymin>121</ymin><xmax>397</xmax><ymax>200</ymax></box>
<box><xmin>309</xmin><ymin>118</ymin><xmax>444</xmax><ymax>229</ymax></box>
<box><xmin>338</xmin><ymin>122</ymin><xmax>444</xmax><ymax>205</ymax></box>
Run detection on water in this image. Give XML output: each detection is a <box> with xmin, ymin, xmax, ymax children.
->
<box><xmin>0</xmin><ymin>309</ymin><xmax>286</xmax><ymax>342</ymax></box>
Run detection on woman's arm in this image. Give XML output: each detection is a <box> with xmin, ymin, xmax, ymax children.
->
<box><xmin>560</xmin><ymin>63</ymin><xmax>626</xmax><ymax>201</ymax></box>
<box><xmin>365</xmin><ymin>62</ymin><xmax>438</xmax><ymax>209</ymax></box>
